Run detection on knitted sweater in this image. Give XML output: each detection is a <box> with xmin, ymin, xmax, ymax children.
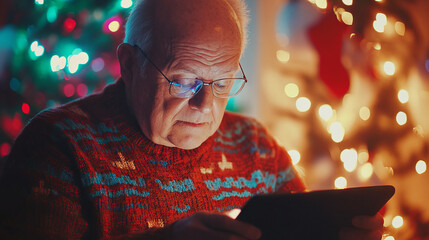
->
<box><xmin>0</xmin><ymin>79</ymin><xmax>305</xmax><ymax>239</ymax></box>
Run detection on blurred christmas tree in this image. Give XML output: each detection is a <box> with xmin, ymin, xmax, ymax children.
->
<box><xmin>260</xmin><ymin>0</ymin><xmax>429</xmax><ymax>239</ymax></box>
<box><xmin>0</xmin><ymin>0</ymin><xmax>132</xmax><ymax>156</ymax></box>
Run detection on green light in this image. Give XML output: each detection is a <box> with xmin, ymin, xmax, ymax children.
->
<box><xmin>35</xmin><ymin>0</ymin><xmax>44</xmax><ymax>5</ymax></box>
<box><xmin>47</xmin><ymin>6</ymin><xmax>58</xmax><ymax>23</ymax></box>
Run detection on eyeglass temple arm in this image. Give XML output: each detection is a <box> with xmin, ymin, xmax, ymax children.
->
<box><xmin>137</xmin><ymin>46</ymin><xmax>172</xmax><ymax>83</ymax></box>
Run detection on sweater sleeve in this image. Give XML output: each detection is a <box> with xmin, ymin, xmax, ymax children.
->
<box><xmin>0</xmin><ymin>113</ymin><xmax>92</xmax><ymax>239</ymax></box>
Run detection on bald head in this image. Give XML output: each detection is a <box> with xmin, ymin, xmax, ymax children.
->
<box><xmin>124</xmin><ymin>0</ymin><xmax>248</xmax><ymax>55</ymax></box>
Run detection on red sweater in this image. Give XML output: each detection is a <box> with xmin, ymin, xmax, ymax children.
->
<box><xmin>0</xmin><ymin>79</ymin><xmax>305</xmax><ymax>239</ymax></box>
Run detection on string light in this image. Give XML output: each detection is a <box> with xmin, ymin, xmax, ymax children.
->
<box><xmin>384</xmin><ymin>61</ymin><xmax>396</xmax><ymax>76</ymax></box>
<box><xmin>358</xmin><ymin>163</ymin><xmax>374</xmax><ymax>181</ymax></box>
<box><xmin>21</xmin><ymin>103</ymin><xmax>30</xmax><ymax>115</ymax></box>
<box><xmin>394</xmin><ymin>21</ymin><xmax>406</xmax><ymax>36</ymax></box>
<box><xmin>276</xmin><ymin>50</ymin><xmax>290</xmax><ymax>63</ymax></box>
<box><xmin>329</xmin><ymin>122</ymin><xmax>345</xmax><ymax>143</ymax></box>
<box><xmin>341</xmin><ymin>149</ymin><xmax>358</xmax><ymax>172</ymax></box>
<box><xmin>315</xmin><ymin>0</ymin><xmax>327</xmax><ymax>9</ymax></box>
<box><xmin>288</xmin><ymin>150</ymin><xmax>301</xmax><ymax>165</ymax></box>
<box><xmin>342</xmin><ymin>0</ymin><xmax>352</xmax><ymax>6</ymax></box>
<box><xmin>397</xmin><ymin>89</ymin><xmax>409</xmax><ymax>103</ymax></box>
<box><xmin>334</xmin><ymin>177</ymin><xmax>347</xmax><ymax>189</ymax></box>
<box><xmin>296</xmin><ymin>97</ymin><xmax>311</xmax><ymax>112</ymax></box>
<box><xmin>50</xmin><ymin>55</ymin><xmax>67</xmax><ymax>72</ymax></box>
<box><xmin>318</xmin><ymin>104</ymin><xmax>333</xmax><ymax>121</ymax></box>
<box><xmin>359</xmin><ymin>106</ymin><xmax>371</xmax><ymax>121</ymax></box>
<box><xmin>373</xmin><ymin>13</ymin><xmax>387</xmax><ymax>33</ymax></box>
<box><xmin>392</xmin><ymin>216</ymin><xmax>404</xmax><ymax>228</ymax></box>
<box><xmin>416</xmin><ymin>160</ymin><xmax>427</xmax><ymax>174</ymax></box>
<box><xmin>120</xmin><ymin>0</ymin><xmax>133</xmax><ymax>8</ymax></box>
<box><xmin>396</xmin><ymin>111</ymin><xmax>407</xmax><ymax>126</ymax></box>
<box><xmin>341</xmin><ymin>11</ymin><xmax>353</xmax><ymax>25</ymax></box>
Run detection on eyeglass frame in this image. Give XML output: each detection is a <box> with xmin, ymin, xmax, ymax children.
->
<box><xmin>134</xmin><ymin>45</ymin><xmax>248</xmax><ymax>98</ymax></box>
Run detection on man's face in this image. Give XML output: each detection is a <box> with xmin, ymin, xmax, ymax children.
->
<box><xmin>124</xmin><ymin>0</ymin><xmax>243</xmax><ymax>149</ymax></box>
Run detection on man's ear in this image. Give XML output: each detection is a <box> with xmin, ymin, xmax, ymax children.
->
<box><xmin>117</xmin><ymin>43</ymin><xmax>138</xmax><ymax>87</ymax></box>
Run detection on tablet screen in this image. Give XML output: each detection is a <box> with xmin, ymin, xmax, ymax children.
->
<box><xmin>236</xmin><ymin>185</ymin><xmax>395</xmax><ymax>240</ymax></box>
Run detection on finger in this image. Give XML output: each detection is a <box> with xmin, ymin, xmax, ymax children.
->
<box><xmin>339</xmin><ymin>227</ymin><xmax>383</xmax><ymax>240</ymax></box>
<box><xmin>199</xmin><ymin>212</ymin><xmax>261</xmax><ymax>240</ymax></box>
<box><xmin>352</xmin><ymin>213</ymin><xmax>384</xmax><ymax>230</ymax></box>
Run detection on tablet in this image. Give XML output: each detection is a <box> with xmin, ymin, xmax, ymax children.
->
<box><xmin>236</xmin><ymin>185</ymin><xmax>395</xmax><ymax>240</ymax></box>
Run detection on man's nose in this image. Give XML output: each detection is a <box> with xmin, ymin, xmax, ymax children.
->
<box><xmin>188</xmin><ymin>85</ymin><xmax>214</xmax><ymax>113</ymax></box>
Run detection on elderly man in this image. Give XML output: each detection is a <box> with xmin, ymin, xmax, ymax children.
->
<box><xmin>0</xmin><ymin>0</ymin><xmax>384</xmax><ymax>239</ymax></box>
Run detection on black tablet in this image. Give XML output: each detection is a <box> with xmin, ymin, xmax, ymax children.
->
<box><xmin>236</xmin><ymin>185</ymin><xmax>395</xmax><ymax>240</ymax></box>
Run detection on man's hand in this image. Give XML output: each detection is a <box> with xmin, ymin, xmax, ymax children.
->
<box><xmin>171</xmin><ymin>212</ymin><xmax>261</xmax><ymax>240</ymax></box>
<box><xmin>339</xmin><ymin>213</ymin><xmax>384</xmax><ymax>240</ymax></box>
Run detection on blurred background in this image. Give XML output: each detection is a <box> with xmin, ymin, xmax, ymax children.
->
<box><xmin>0</xmin><ymin>0</ymin><xmax>428</xmax><ymax>239</ymax></box>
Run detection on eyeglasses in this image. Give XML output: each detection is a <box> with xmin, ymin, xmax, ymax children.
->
<box><xmin>135</xmin><ymin>46</ymin><xmax>247</xmax><ymax>98</ymax></box>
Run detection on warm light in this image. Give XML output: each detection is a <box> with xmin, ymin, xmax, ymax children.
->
<box><xmin>398</xmin><ymin>89</ymin><xmax>409</xmax><ymax>103</ymax></box>
<box><xmin>296</xmin><ymin>97</ymin><xmax>311</xmax><ymax>112</ymax></box>
<box><xmin>341</xmin><ymin>11</ymin><xmax>353</xmax><ymax>25</ymax></box>
<box><xmin>396</xmin><ymin>111</ymin><xmax>407</xmax><ymax>126</ymax></box>
<box><xmin>384</xmin><ymin>236</ymin><xmax>395</xmax><ymax>240</ymax></box>
<box><xmin>329</xmin><ymin>122</ymin><xmax>345</xmax><ymax>143</ymax></box>
<box><xmin>108</xmin><ymin>21</ymin><xmax>120</xmax><ymax>32</ymax></box>
<box><xmin>374</xmin><ymin>43</ymin><xmax>381</xmax><ymax>50</ymax></box>
<box><xmin>395</xmin><ymin>21</ymin><xmax>406</xmax><ymax>36</ymax></box>
<box><xmin>342</xmin><ymin>0</ymin><xmax>352</xmax><ymax>6</ymax></box>
<box><xmin>315</xmin><ymin>0</ymin><xmax>327</xmax><ymax>9</ymax></box>
<box><xmin>50</xmin><ymin>55</ymin><xmax>67</xmax><ymax>72</ymax></box>
<box><xmin>335</xmin><ymin>177</ymin><xmax>347</xmax><ymax>189</ymax></box>
<box><xmin>373</xmin><ymin>13</ymin><xmax>387</xmax><ymax>33</ymax></box>
<box><xmin>284</xmin><ymin>83</ymin><xmax>299</xmax><ymax>98</ymax></box>
<box><xmin>318</xmin><ymin>104</ymin><xmax>333</xmax><ymax>121</ymax></box>
<box><xmin>392</xmin><ymin>216</ymin><xmax>404</xmax><ymax>228</ymax></box>
<box><xmin>416</xmin><ymin>160</ymin><xmax>427</xmax><ymax>174</ymax></box>
<box><xmin>358</xmin><ymin>163</ymin><xmax>374</xmax><ymax>181</ymax></box>
<box><xmin>358</xmin><ymin>151</ymin><xmax>369</xmax><ymax>163</ymax></box>
<box><xmin>359</xmin><ymin>106</ymin><xmax>371</xmax><ymax>121</ymax></box>
<box><xmin>384</xmin><ymin>61</ymin><xmax>396</xmax><ymax>76</ymax></box>
<box><xmin>277</xmin><ymin>50</ymin><xmax>290</xmax><ymax>63</ymax></box>
<box><xmin>341</xmin><ymin>149</ymin><xmax>358</xmax><ymax>172</ymax></box>
<box><xmin>288</xmin><ymin>150</ymin><xmax>301</xmax><ymax>165</ymax></box>
<box><xmin>121</xmin><ymin>0</ymin><xmax>133</xmax><ymax>8</ymax></box>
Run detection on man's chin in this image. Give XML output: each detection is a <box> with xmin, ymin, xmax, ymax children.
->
<box><xmin>169</xmin><ymin>135</ymin><xmax>206</xmax><ymax>150</ymax></box>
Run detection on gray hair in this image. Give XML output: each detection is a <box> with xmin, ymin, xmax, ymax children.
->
<box><xmin>123</xmin><ymin>0</ymin><xmax>249</xmax><ymax>54</ymax></box>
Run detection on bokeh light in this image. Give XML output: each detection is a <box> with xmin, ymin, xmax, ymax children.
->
<box><xmin>392</xmin><ymin>216</ymin><xmax>404</xmax><ymax>228</ymax></box>
<box><xmin>64</xmin><ymin>84</ymin><xmax>75</xmax><ymax>97</ymax></box>
<box><xmin>416</xmin><ymin>160</ymin><xmax>427</xmax><ymax>174</ymax></box>
<box><xmin>0</xmin><ymin>143</ymin><xmax>11</xmax><ymax>157</ymax></box>
<box><xmin>398</xmin><ymin>89</ymin><xmax>409</xmax><ymax>103</ymax></box>
<box><xmin>64</xmin><ymin>18</ymin><xmax>77</xmax><ymax>32</ymax></box>
<box><xmin>284</xmin><ymin>83</ymin><xmax>299</xmax><ymax>98</ymax></box>
<box><xmin>318</xmin><ymin>104</ymin><xmax>333</xmax><ymax>121</ymax></box>
<box><xmin>384</xmin><ymin>61</ymin><xmax>396</xmax><ymax>76</ymax></box>
<box><xmin>296</xmin><ymin>97</ymin><xmax>311</xmax><ymax>112</ymax></box>
<box><xmin>335</xmin><ymin>177</ymin><xmax>347</xmax><ymax>189</ymax></box>
<box><xmin>288</xmin><ymin>150</ymin><xmax>301</xmax><ymax>165</ymax></box>
<box><xmin>21</xmin><ymin>103</ymin><xmax>30</xmax><ymax>115</ymax></box>
<box><xmin>276</xmin><ymin>50</ymin><xmax>290</xmax><ymax>63</ymax></box>
<box><xmin>329</xmin><ymin>122</ymin><xmax>345</xmax><ymax>143</ymax></box>
<box><xmin>359</xmin><ymin>106</ymin><xmax>371</xmax><ymax>121</ymax></box>
<box><xmin>121</xmin><ymin>0</ymin><xmax>133</xmax><ymax>8</ymax></box>
<box><xmin>396</xmin><ymin>111</ymin><xmax>407</xmax><ymax>126</ymax></box>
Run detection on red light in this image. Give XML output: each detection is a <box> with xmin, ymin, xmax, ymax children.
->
<box><xmin>22</xmin><ymin>103</ymin><xmax>30</xmax><ymax>114</ymax></box>
<box><xmin>64</xmin><ymin>18</ymin><xmax>77</xmax><ymax>32</ymax></box>
<box><xmin>0</xmin><ymin>143</ymin><xmax>11</xmax><ymax>157</ymax></box>
<box><xmin>76</xmin><ymin>83</ymin><xmax>88</xmax><ymax>97</ymax></box>
<box><xmin>103</xmin><ymin>16</ymin><xmax>122</xmax><ymax>33</ymax></box>
<box><xmin>64</xmin><ymin>83</ymin><xmax>75</xmax><ymax>97</ymax></box>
